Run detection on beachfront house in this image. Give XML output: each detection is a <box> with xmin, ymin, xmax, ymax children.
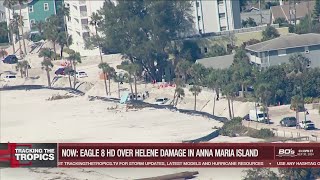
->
<box><xmin>245</xmin><ymin>33</ymin><xmax>320</xmax><ymax>68</ymax></box>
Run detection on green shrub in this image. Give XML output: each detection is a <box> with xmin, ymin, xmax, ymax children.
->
<box><xmin>219</xmin><ymin>117</ymin><xmax>246</xmax><ymax>137</ymax></box>
<box><xmin>304</xmin><ymin>97</ymin><xmax>313</xmax><ymax>104</ymax></box>
<box><xmin>31</xmin><ymin>34</ymin><xmax>44</xmax><ymax>42</ymax></box>
<box><xmin>248</xmin><ymin>128</ymin><xmax>274</xmax><ymax>139</ymax></box>
<box><xmin>63</xmin><ymin>48</ymin><xmax>75</xmax><ymax>55</ymax></box>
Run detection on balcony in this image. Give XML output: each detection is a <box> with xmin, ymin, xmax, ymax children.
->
<box><xmin>79</xmin><ymin>0</ymin><xmax>86</xmax><ymax>5</ymax></box>
<box><xmin>80</xmin><ymin>11</ymin><xmax>87</xmax><ymax>17</ymax></box>
<box><xmin>82</xmin><ymin>25</ymin><xmax>90</xmax><ymax>31</ymax></box>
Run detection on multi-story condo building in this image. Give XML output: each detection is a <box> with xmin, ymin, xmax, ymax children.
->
<box><xmin>64</xmin><ymin>0</ymin><xmax>104</xmax><ymax>55</ymax></box>
<box><xmin>0</xmin><ymin>3</ymin><xmax>6</xmax><ymax>22</ymax></box>
<box><xmin>4</xmin><ymin>0</ymin><xmax>60</xmax><ymax>33</ymax></box>
<box><xmin>193</xmin><ymin>0</ymin><xmax>241</xmax><ymax>34</ymax></box>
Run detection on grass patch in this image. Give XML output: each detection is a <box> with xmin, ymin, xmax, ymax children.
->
<box><xmin>219</xmin><ymin>117</ymin><xmax>274</xmax><ymax>139</ymax></box>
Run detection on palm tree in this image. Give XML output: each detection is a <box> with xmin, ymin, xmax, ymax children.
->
<box><xmin>57</xmin><ymin>32</ymin><xmax>67</xmax><ymax>58</ymax></box>
<box><xmin>15</xmin><ymin>61</ymin><xmax>25</xmax><ymax>77</ymax></box>
<box><xmin>58</xmin><ymin>4</ymin><xmax>70</xmax><ymax>47</ymax></box>
<box><xmin>189</xmin><ymin>85</ymin><xmax>201</xmax><ymax>111</ymax></box>
<box><xmin>117</xmin><ymin>61</ymin><xmax>141</xmax><ymax>100</ymax></box>
<box><xmin>90</xmin><ymin>12</ymin><xmax>103</xmax><ymax>63</ymax></box>
<box><xmin>291</xmin><ymin>95</ymin><xmax>303</xmax><ymax>128</ymax></box>
<box><xmin>12</xmin><ymin>14</ymin><xmax>22</xmax><ymax>55</ymax></box>
<box><xmin>38</xmin><ymin>48</ymin><xmax>55</xmax><ymax>87</ymax></box>
<box><xmin>175</xmin><ymin>60</ymin><xmax>192</xmax><ymax>84</ymax></box>
<box><xmin>33</xmin><ymin>20</ymin><xmax>45</xmax><ymax>34</ymax></box>
<box><xmin>114</xmin><ymin>73</ymin><xmax>124</xmax><ymax>98</ymax></box>
<box><xmin>98</xmin><ymin>62</ymin><xmax>110</xmax><ymax>96</ymax></box>
<box><xmin>3</xmin><ymin>0</ymin><xmax>16</xmax><ymax>54</ymax></box>
<box><xmin>64</xmin><ymin>66</ymin><xmax>73</xmax><ymax>88</ymax></box>
<box><xmin>67</xmin><ymin>51</ymin><xmax>81</xmax><ymax>88</ymax></box>
<box><xmin>17</xmin><ymin>0</ymin><xmax>28</xmax><ymax>55</ymax></box>
<box><xmin>174</xmin><ymin>87</ymin><xmax>185</xmax><ymax>106</ymax></box>
<box><xmin>41</xmin><ymin>58</ymin><xmax>54</xmax><ymax>87</ymax></box>
<box><xmin>107</xmin><ymin>66</ymin><xmax>116</xmax><ymax>95</ymax></box>
<box><xmin>172</xmin><ymin>77</ymin><xmax>184</xmax><ymax>106</ymax></box>
<box><xmin>205</xmin><ymin>69</ymin><xmax>219</xmax><ymax>115</ymax></box>
<box><xmin>255</xmin><ymin>83</ymin><xmax>273</xmax><ymax>123</ymax></box>
<box><xmin>44</xmin><ymin>16</ymin><xmax>59</xmax><ymax>60</ymax></box>
<box><xmin>0</xmin><ymin>49</ymin><xmax>8</xmax><ymax>59</ymax></box>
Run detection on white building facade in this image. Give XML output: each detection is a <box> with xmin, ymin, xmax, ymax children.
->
<box><xmin>64</xmin><ymin>0</ymin><xmax>105</xmax><ymax>55</ymax></box>
<box><xmin>4</xmin><ymin>4</ymin><xmax>30</xmax><ymax>34</ymax></box>
<box><xmin>193</xmin><ymin>0</ymin><xmax>241</xmax><ymax>34</ymax></box>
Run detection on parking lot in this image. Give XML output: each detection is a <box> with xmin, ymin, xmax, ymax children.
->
<box><xmin>243</xmin><ymin>104</ymin><xmax>320</xmax><ymax>141</ymax></box>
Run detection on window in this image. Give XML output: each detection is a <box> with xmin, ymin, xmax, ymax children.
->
<box><xmin>204</xmin><ymin>47</ymin><xmax>208</xmax><ymax>53</ymax></box>
<box><xmin>44</xmin><ymin>3</ymin><xmax>49</xmax><ymax>11</ymax></box>
<box><xmin>278</xmin><ymin>49</ymin><xmax>286</xmax><ymax>56</ymax></box>
<box><xmin>219</xmin><ymin>13</ymin><xmax>225</xmax><ymax>18</ymax></box>
<box><xmin>196</xmin><ymin>2</ymin><xmax>200</xmax><ymax>7</ymax></box>
<box><xmin>218</xmin><ymin>0</ymin><xmax>224</xmax><ymax>5</ymax></box>
<box><xmin>198</xmin><ymin>16</ymin><xmax>201</xmax><ymax>21</ymax></box>
<box><xmin>30</xmin><ymin>19</ymin><xmax>35</xmax><ymax>26</ymax></box>
<box><xmin>29</xmin><ymin>5</ymin><xmax>33</xmax><ymax>12</ymax></box>
<box><xmin>220</xmin><ymin>26</ymin><xmax>227</xmax><ymax>31</ymax></box>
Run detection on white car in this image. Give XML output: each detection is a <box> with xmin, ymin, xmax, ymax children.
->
<box><xmin>299</xmin><ymin>120</ymin><xmax>315</xmax><ymax>130</ymax></box>
<box><xmin>3</xmin><ymin>74</ymin><xmax>16</xmax><ymax>82</ymax></box>
<box><xmin>74</xmin><ymin>71</ymin><xmax>88</xmax><ymax>78</ymax></box>
<box><xmin>155</xmin><ymin>98</ymin><xmax>169</xmax><ymax>105</ymax></box>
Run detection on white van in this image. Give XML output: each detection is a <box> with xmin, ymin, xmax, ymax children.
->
<box><xmin>3</xmin><ymin>74</ymin><xmax>17</xmax><ymax>82</ymax></box>
<box><xmin>249</xmin><ymin>110</ymin><xmax>268</xmax><ymax>122</ymax></box>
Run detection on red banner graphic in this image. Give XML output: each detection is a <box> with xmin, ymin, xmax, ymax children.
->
<box><xmin>57</xmin><ymin>143</ymin><xmax>320</xmax><ymax>168</ymax></box>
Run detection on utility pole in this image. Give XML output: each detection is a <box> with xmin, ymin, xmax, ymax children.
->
<box><xmin>259</xmin><ymin>0</ymin><xmax>262</xmax><ymax>24</ymax></box>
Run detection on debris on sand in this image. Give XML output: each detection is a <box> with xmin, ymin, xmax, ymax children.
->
<box><xmin>46</xmin><ymin>93</ymin><xmax>74</xmax><ymax>101</ymax></box>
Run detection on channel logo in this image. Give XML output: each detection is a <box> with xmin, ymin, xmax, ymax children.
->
<box><xmin>276</xmin><ymin>148</ymin><xmax>296</xmax><ymax>157</ymax></box>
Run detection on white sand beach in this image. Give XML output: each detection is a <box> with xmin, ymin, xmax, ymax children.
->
<box><xmin>0</xmin><ymin>53</ymin><xmax>292</xmax><ymax>179</ymax></box>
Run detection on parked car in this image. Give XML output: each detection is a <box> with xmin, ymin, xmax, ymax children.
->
<box><xmin>280</xmin><ymin>117</ymin><xmax>297</xmax><ymax>127</ymax></box>
<box><xmin>155</xmin><ymin>97</ymin><xmax>169</xmax><ymax>105</ymax></box>
<box><xmin>3</xmin><ymin>55</ymin><xmax>18</xmax><ymax>64</ymax></box>
<box><xmin>243</xmin><ymin>114</ymin><xmax>250</xmax><ymax>121</ymax></box>
<box><xmin>74</xmin><ymin>71</ymin><xmax>88</xmax><ymax>78</ymax></box>
<box><xmin>3</xmin><ymin>74</ymin><xmax>16</xmax><ymax>82</ymax></box>
<box><xmin>299</xmin><ymin>120</ymin><xmax>315</xmax><ymax>130</ymax></box>
<box><xmin>55</xmin><ymin>68</ymin><xmax>66</xmax><ymax>76</ymax></box>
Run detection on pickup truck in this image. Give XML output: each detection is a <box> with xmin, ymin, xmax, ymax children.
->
<box><xmin>299</xmin><ymin>120</ymin><xmax>315</xmax><ymax>130</ymax></box>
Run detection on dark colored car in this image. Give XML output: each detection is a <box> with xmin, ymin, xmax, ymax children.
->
<box><xmin>3</xmin><ymin>55</ymin><xmax>18</xmax><ymax>64</ymax></box>
<box><xmin>55</xmin><ymin>68</ymin><xmax>66</xmax><ymax>75</ymax></box>
<box><xmin>280</xmin><ymin>117</ymin><xmax>297</xmax><ymax>127</ymax></box>
<box><xmin>55</xmin><ymin>68</ymin><xmax>75</xmax><ymax>76</ymax></box>
<box><xmin>243</xmin><ymin>114</ymin><xmax>250</xmax><ymax>121</ymax></box>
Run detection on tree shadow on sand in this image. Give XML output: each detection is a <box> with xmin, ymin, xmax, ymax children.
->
<box><xmin>0</xmin><ymin>85</ymin><xmax>85</xmax><ymax>95</ymax></box>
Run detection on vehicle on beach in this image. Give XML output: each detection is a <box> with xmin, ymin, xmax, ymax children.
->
<box><xmin>55</xmin><ymin>68</ymin><xmax>66</xmax><ymax>76</ymax></box>
<box><xmin>155</xmin><ymin>97</ymin><xmax>169</xmax><ymax>105</ymax></box>
<box><xmin>74</xmin><ymin>71</ymin><xmax>88</xmax><ymax>78</ymax></box>
<box><xmin>299</xmin><ymin>120</ymin><xmax>315</xmax><ymax>130</ymax></box>
<box><xmin>249</xmin><ymin>110</ymin><xmax>268</xmax><ymax>122</ymax></box>
<box><xmin>243</xmin><ymin>114</ymin><xmax>250</xmax><ymax>121</ymax></box>
<box><xmin>280</xmin><ymin>117</ymin><xmax>297</xmax><ymax>127</ymax></box>
<box><xmin>2</xmin><ymin>74</ymin><xmax>17</xmax><ymax>82</ymax></box>
<box><xmin>2</xmin><ymin>55</ymin><xmax>18</xmax><ymax>64</ymax></box>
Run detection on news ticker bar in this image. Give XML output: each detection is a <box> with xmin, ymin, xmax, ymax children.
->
<box><xmin>1</xmin><ymin>143</ymin><xmax>320</xmax><ymax>168</ymax></box>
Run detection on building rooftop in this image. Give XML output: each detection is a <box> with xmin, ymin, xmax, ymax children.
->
<box><xmin>195</xmin><ymin>54</ymin><xmax>234</xmax><ymax>69</ymax></box>
<box><xmin>246</xmin><ymin>33</ymin><xmax>320</xmax><ymax>52</ymax></box>
<box><xmin>270</xmin><ymin>1</ymin><xmax>315</xmax><ymax>21</ymax></box>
